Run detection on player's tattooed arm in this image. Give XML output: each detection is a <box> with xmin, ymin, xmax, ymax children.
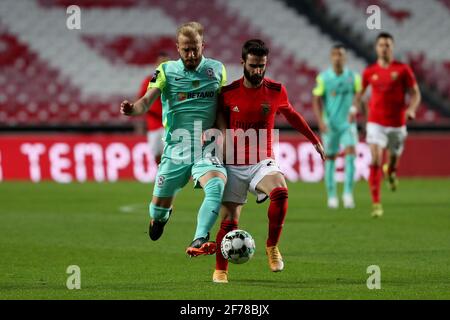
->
<box><xmin>406</xmin><ymin>84</ymin><xmax>421</xmax><ymax>120</ymax></box>
<box><xmin>120</xmin><ymin>88</ymin><xmax>161</xmax><ymax>116</ymax></box>
<box><xmin>312</xmin><ymin>95</ymin><xmax>327</xmax><ymax>133</ymax></box>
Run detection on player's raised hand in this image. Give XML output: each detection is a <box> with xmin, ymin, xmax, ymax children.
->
<box><xmin>120</xmin><ymin>100</ymin><xmax>135</xmax><ymax>116</ymax></box>
<box><xmin>406</xmin><ymin>108</ymin><xmax>416</xmax><ymax>121</ymax></box>
<box><xmin>314</xmin><ymin>142</ymin><xmax>326</xmax><ymax>161</ymax></box>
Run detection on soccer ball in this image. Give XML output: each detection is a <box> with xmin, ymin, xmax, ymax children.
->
<box><xmin>220</xmin><ymin>229</ymin><xmax>256</xmax><ymax>264</ymax></box>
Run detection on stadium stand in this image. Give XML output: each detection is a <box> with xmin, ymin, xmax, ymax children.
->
<box><xmin>321</xmin><ymin>0</ymin><xmax>450</xmax><ymax>113</ymax></box>
<box><xmin>0</xmin><ymin>0</ymin><xmax>448</xmax><ymax>129</ymax></box>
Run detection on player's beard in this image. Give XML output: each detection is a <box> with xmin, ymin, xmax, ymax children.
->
<box><xmin>244</xmin><ymin>67</ymin><xmax>265</xmax><ymax>86</ymax></box>
<box><xmin>182</xmin><ymin>57</ymin><xmax>200</xmax><ymax>70</ymax></box>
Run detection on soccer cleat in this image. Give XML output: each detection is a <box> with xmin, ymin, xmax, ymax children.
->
<box><xmin>266</xmin><ymin>246</ymin><xmax>284</xmax><ymax>272</ymax></box>
<box><xmin>149</xmin><ymin>209</ymin><xmax>172</xmax><ymax>241</ymax></box>
<box><xmin>186</xmin><ymin>233</ymin><xmax>217</xmax><ymax>257</ymax></box>
<box><xmin>342</xmin><ymin>194</ymin><xmax>355</xmax><ymax>209</ymax></box>
<box><xmin>383</xmin><ymin>164</ymin><xmax>398</xmax><ymax>192</ymax></box>
<box><xmin>371</xmin><ymin>203</ymin><xmax>384</xmax><ymax>218</ymax></box>
<box><xmin>327</xmin><ymin>197</ymin><xmax>339</xmax><ymax>209</ymax></box>
<box><xmin>212</xmin><ymin>270</ymin><xmax>228</xmax><ymax>283</ymax></box>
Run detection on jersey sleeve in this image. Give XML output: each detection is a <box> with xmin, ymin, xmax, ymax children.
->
<box><xmin>362</xmin><ymin>68</ymin><xmax>370</xmax><ymax>90</ymax></box>
<box><xmin>147</xmin><ymin>63</ymin><xmax>167</xmax><ymax>92</ymax></box>
<box><xmin>278</xmin><ymin>86</ymin><xmax>320</xmax><ymax>144</ymax></box>
<box><xmin>404</xmin><ymin>64</ymin><xmax>417</xmax><ymax>89</ymax></box>
<box><xmin>279</xmin><ymin>103</ymin><xmax>320</xmax><ymax>145</ymax></box>
<box><xmin>312</xmin><ymin>74</ymin><xmax>325</xmax><ymax>96</ymax></box>
<box><xmin>218</xmin><ymin>64</ymin><xmax>227</xmax><ymax>92</ymax></box>
<box><xmin>354</xmin><ymin>73</ymin><xmax>362</xmax><ymax>93</ymax></box>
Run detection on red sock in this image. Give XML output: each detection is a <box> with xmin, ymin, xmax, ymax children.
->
<box><xmin>369</xmin><ymin>165</ymin><xmax>382</xmax><ymax>203</ymax></box>
<box><xmin>215</xmin><ymin>219</ymin><xmax>238</xmax><ymax>271</ymax></box>
<box><xmin>266</xmin><ymin>187</ymin><xmax>289</xmax><ymax>247</ymax></box>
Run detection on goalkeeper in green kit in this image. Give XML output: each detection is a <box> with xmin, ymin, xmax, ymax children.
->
<box><xmin>312</xmin><ymin>44</ymin><xmax>362</xmax><ymax>209</ymax></box>
<box><xmin>120</xmin><ymin>22</ymin><xmax>227</xmax><ymax>257</ymax></box>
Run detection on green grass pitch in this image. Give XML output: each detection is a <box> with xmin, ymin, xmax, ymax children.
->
<box><xmin>0</xmin><ymin>179</ymin><xmax>449</xmax><ymax>299</ymax></box>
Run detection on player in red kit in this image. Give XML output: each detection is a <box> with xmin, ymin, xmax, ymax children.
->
<box><xmin>137</xmin><ymin>52</ymin><xmax>170</xmax><ymax>164</ymax></box>
<box><xmin>212</xmin><ymin>39</ymin><xmax>325</xmax><ymax>283</ymax></box>
<box><xmin>358</xmin><ymin>33</ymin><xmax>421</xmax><ymax>218</ymax></box>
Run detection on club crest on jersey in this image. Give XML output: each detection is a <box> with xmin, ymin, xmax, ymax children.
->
<box><xmin>192</xmin><ymin>80</ymin><xmax>200</xmax><ymax>88</ymax></box>
<box><xmin>391</xmin><ymin>71</ymin><xmax>399</xmax><ymax>80</ymax></box>
<box><xmin>206</xmin><ymin>67</ymin><xmax>215</xmax><ymax>79</ymax></box>
<box><xmin>178</xmin><ymin>92</ymin><xmax>187</xmax><ymax>101</ymax></box>
<box><xmin>232</xmin><ymin>106</ymin><xmax>240</xmax><ymax>112</ymax></box>
<box><xmin>371</xmin><ymin>74</ymin><xmax>379</xmax><ymax>81</ymax></box>
<box><xmin>157</xmin><ymin>175</ymin><xmax>165</xmax><ymax>187</ymax></box>
<box><xmin>261</xmin><ymin>103</ymin><xmax>271</xmax><ymax>115</ymax></box>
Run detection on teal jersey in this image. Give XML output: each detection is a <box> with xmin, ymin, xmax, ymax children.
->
<box><xmin>312</xmin><ymin>68</ymin><xmax>362</xmax><ymax>131</ymax></box>
<box><xmin>148</xmin><ymin>56</ymin><xmax>227</xmax><ymax>162</ymax></box>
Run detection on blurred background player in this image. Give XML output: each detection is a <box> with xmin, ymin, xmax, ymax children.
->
<box><xmin>357</xmin><ymin>32</ymin><xmax>421</xmax><ymax>218</ymax></box>
<box><xmin>312</xmin><ymin>44</ymin><xmax>362</xmax><ymax>209</ymax></box>
<box><xmin>138</xmin><ymin>52</ymin><xmax>170</xmax><ymax>164</ymax></box>
<box><xmin>212</xmin><ymin>39</ymin><xmax>325</xmax><ymax>283</ymax></box>
<box><xmin>120</xmin><ymin>22</ymin><xmax>228</xmax><ymax>256</ymax></box>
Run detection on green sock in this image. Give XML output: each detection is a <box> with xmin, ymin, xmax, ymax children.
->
<box><xmin>325</xmin><ymin>159</ymin><xmax>337</xmax><ymax>199</ymax></box>
<box><xmin>344</xmin><ymin>154</ymin><xmax>356</xmax><ymax>195</ymax></box>
<box><xmin>194</xmin><ymin>177</ymin><xmax>225</xmax><ymax>240</ymax></box>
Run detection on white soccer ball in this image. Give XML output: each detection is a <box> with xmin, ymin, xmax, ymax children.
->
<box><xmin>220</xmin><ymin>229</ymin><xmax>256</xmax><ymax>264</ymax></box>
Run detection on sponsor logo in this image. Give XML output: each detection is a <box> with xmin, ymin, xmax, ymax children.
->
<box><xmin>232</xmin><ymin>106</ymin><xmax>240</xmax><ymax>112</ymax></box>
<box><xmin>178</xmin><ymin>91</ymin><xmax>215</xmax><ymax>101</ymax></box>
<box><xmin>186</xmin><ymin>91</ymin><xmax>215</xmax><ymax>99</ymax></box>
<box><xmin>371</xmin><ymin>74</ymin><xmax>379</xmax><ymax>81</ymax></box>
<box><xmin>175</xmin><ymin>77</ymin><xmax>183</xmax><ymax>81</ymax></box>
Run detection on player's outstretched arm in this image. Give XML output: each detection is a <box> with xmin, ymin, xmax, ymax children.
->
<box><xmin>406</xmin><ymin>84</ymin><xmax>421</xmax><ymax>120</ymax></box>
<box><xmin>280</xmin><ymin>103</ymin><xmax>325</xmax><ymax>161</ymax></box>
<box><xmin>312</xmin><ymin>95</ymin><xmax>327</xmax><ymax>133</ymax></box>
<box><xmin>120</xmin><ymin>87</ymin><xmax>161</xmax><ymax>116</ymax></box>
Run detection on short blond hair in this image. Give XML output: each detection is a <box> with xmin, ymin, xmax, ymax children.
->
<box><xmin>176</xmin><ymin>21</ymin><xmax>204</xmax><ymax>41</ymax></box>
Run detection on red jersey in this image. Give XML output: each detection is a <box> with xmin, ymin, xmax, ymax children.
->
<box><xmin>138</xmin><ymin>76</ymin><xmax>163</xmax><ymax>131</ymax></box>
<box><xmin>219</xmin><ymin>78</ymin><xmax>319</xmax><ymax>165</ymax></box>
<box><xmin>362</xmin><ymin>61</ymin><xmax>417</xmax><ymax>127</ymax></box>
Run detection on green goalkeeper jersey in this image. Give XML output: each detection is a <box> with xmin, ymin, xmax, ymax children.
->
<box><xmin>148</xmin><ymin>56</ymin><xmax>227</xmax><ymax>163</ymax></box>
<box><xmin>312</xmin><ymin>68</ymin><xmax>362</xmax><ymax>131</ymax></box>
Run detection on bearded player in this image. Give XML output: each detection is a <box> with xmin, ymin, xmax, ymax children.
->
<box><xmin>138</xmin><ymin>52</ymin><xmax>170</xmax><ymax>164</ymax></box>
<box><xmin>212</xmin><ymin>39</ymin><xmax>325</xmax><ymax>283</ymax></box>
<box><xmin>357</xmin><ymin>32</ymin><xmax>421</xmax><ymax>217</ymax></box>
<box><xmin>312</xmin><ymin>44</ymin><xmax>362</xmax><ymax>209</ymax></box>
<box><xmin>121</xmin><ymin>22</ymin><xmax>227</xmax><ymax>256</ymax></box>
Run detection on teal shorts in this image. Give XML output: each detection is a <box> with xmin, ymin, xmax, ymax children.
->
<box><xmin>322</xmin><ymin>123</ymin><xmax>358</xmax><ymax>156</ymax></box>
<box><xmin>153</xmin><ymin>156</ymin><xmax>227</xmax><ymax>198</ymax></box>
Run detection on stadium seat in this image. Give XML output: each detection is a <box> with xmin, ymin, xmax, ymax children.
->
<box><xmin>0</xmin><ymin>0</ymin><xmax>448</xmax><ymax>127</ymax></box>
